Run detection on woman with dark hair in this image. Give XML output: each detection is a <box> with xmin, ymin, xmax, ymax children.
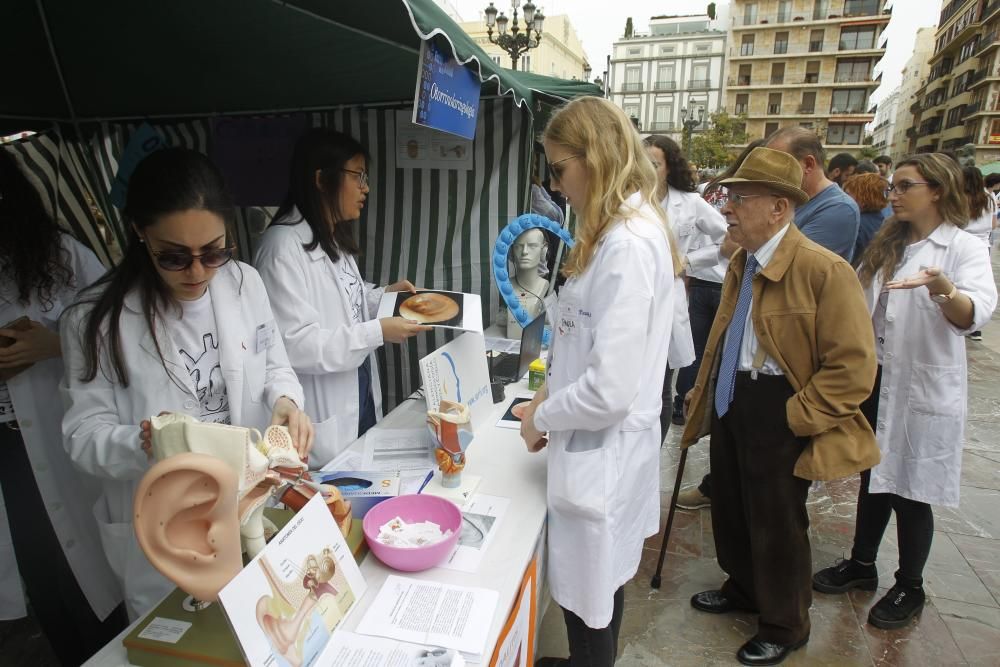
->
<box><xmin>255</xmin><ymin>129</ymin><xmax>427</xmax><ymax>466</ymax></box>
<box><xmin>642</xmin><ymin>135</ymin><xmax>726</xmax><ymax>439</ymax></box>
<box><xmin>962</xmin><ymin>166</ymin><xmax>994</xmax><ymax>340</ymax></box>
<box><xmin>842</xmin><ymin>172</ymin><xmax>890</xmax><ymax>264</ymax></box>
<box><xmin>814</xmin><ymin>154</ymin><xmax>997</xmax><ymax>630</ymax></box>
<box><xmin>0</xmin><ymin>150</ymin><xmax>125</xmax><ymax>663</ymax></box>
<box><xmin>61</xmin><ymin>147</ymin><xmax>311</xmax><ymax>619</ymax></box>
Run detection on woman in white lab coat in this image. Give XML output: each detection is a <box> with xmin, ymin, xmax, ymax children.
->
<box><xmin>517</xmin><ymin>97</ymin><xmax>677</xmax><ymax>666</ymax></box>
<box><xmin>0</xmin><ymin>151</ymin><xmax>125</xmax><ymax>663</ymax></box>
<box><xmin>61</xmin><ymin>148</ymin><xmax>312</xmax><ymax>619</ymax></box>
<box><xmin>813</xmin><ymin>154</ymin><xmax>997</xmax><ymax>631</ymax></box>
<box><xmin>255</xmin><ymin>129</ymin><xmax>428</xmax><ymax>467</ymax></box>
<box><xmin>961</xmin><ymin>166</ymin><xmax>995</xmax><ymax>341</ymax></box>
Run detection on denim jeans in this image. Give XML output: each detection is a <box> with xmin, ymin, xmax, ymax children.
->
<box><xmin>674</xmin><ymin>278</ymin><xmax>723</xmax><ymax>411</ymax></box>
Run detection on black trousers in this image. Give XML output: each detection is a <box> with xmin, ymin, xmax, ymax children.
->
<box><xmin>675</xmin><ymin>278</ymin><xmax>723</xmax><ymax>411</ymax></box>
<box><xmin>711</xmin><ymin>373</ymin><xmax>812</xmax><ymax>645</ymax></box>
<box><xmin>0</xmin><ymin>424</ymin><xmax>127</xmax><ymax>666</ymax></box>
<box><xmin>659</xmin><ymin>367</ymin><xmax>674</xmax><ymax>440</ymax></box>
<box><xmin>561</xmin><ymin>586</ymin><xmax>625</xmax><ymax>667</ymax></box>
<box><xmin>851</xmin><ymin>366</ymin><xmax>934</xmax><ymax>589</ymax></box>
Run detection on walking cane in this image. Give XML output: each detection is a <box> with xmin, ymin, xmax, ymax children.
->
<box><xmin>650</xmin><ymin>446</ymin><xmax>688</xmax><ymax>589</ymax></box>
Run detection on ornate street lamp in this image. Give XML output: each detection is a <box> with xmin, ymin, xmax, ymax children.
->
<box><xmin>681</xmin><ymin>106</ymin><xmax>705</xmax><ymax>154</ymax></box>
<box><xmin>484</xmin><ymin>1</ymin><xmax>544</xmax><ymax>70</ymax></box>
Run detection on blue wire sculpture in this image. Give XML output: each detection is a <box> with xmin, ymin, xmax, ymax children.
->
<box><xmin>493</xmin><ymin>213</ymin><xmax>574</xmax><ymax>328</ymax></box>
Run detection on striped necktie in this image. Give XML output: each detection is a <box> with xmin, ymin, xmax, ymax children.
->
<box><xmin>714</xmin><ymin>254</ymin><xmax>759</xmax><ymax>419</ymax></box>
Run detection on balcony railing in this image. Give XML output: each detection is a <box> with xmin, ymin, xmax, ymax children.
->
<box><xmin>768</xmin><ymin>104</ymin><xmax>782</xmax><ymax>114</ymax></box>
<box><xmin>839</xmin><ymin>40</ymin><xmax>877</xmax><ymax>51</ymax></box>
<box><xmin>648</xmin><ymin>122</ymin><xmax>676</xmax><ymax>131</ymax></box>
<box><xmin>734</xmin><ymin>104</ymin><xmax>748</xmax><ymax>114</ymax></box>
<box><xmin>804</xmin><ymin>73</ymin><xmax>820</xmax><ymax>84</ymax></box>
<box><xmin>740</xmin><ymin>45</ymin><xmax>755</xmax><ymax>56</ymax></box>
<box><xmin>976</xmin><ymin>32</ymin><xmax>998</xmax><ymax>57</ymax></box>
<box><xmin>737</xmin><ymin>76</ymin><xmax>751</xmax><ymax>86</ymax></box>
<box><xmin>963</xmin><ymin>102</ymin><xmax>982</xmax><ymax>118</ymax></box>
<box><xmin>984</xmin><ymin>1</ymin><xmax>1000</xmax><ymax>23</ymax></box>
<box><xmin>798</xmin><ymin>106</ymin><xmax>815</xmax><ymax>114</ymax></box>
<box><xmin>809</xmin><ymin>40</ymin><xmax>824</xmax><ymax>52</ymax></box>
<box><xmin>830</xmin><ymin>107</ymin><xmax>868</xmax><ymax>114</ymax></box>
<box><xmin>774</xmin><ymin>42</ymin><xmax>789</xmax><ymax>54</ymax></box>
<box><xmin>653</xmin><ymin>80</ymin><xmax>676</xmax><ymax>91</ymax></box>
<box><xmin>621</xmin><ymin>82</ymin><xmax>642</xmax><ymax>92</ymax></box>
<box><xmin>834</xmin><ymin>72</ymin><xmax>873</xmax><ymax>83</ymax></box>
<box><xmin>688</xmin><ymin>79</ymin><xmax>711</xmax><ymax>89</ymax></box>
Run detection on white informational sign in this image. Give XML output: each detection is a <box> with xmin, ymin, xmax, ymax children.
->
<box><xmin>396</xmin><ymin>109</ymin><xmax>474</xmax><ymax>171</ymax></box>
<box><xmin>323</xmin><ymin>631</ymin><xmax>466</xmax><ymax>666</ymax></box>
<box><xmin>418</xmin><ymin>332</ymin><xmax>493</xmax><ymax>430</ymax></box>
<box><xmin>218</xmin><ymin>495</ymin><xmax>367</xmax><ymax>667</ymax></box>
<box><xmin>355</xmin><ymin>575</ymin><xmax>499</xmax><ymax>661</ymax></box>
<box><xmin>378</xmin><ymin>289</ymin><xmax>483</xmax><ymax>333</ymax></box>
<box><xmin>440</xmin><ymin>493</ymin><xmax>509</xmax><ymax>573</ymax></box>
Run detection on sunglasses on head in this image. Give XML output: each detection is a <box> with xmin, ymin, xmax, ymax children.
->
<box><xmin>147</xmin><ymin>244</ymin><xmax>236</xmax><ymax>271</ymax></box>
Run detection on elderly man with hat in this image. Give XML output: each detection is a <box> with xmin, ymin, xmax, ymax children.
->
<box><xmin>681</xmin><ymin>147</ymin><xmax>879</xmax><ymax>666</ymax></box>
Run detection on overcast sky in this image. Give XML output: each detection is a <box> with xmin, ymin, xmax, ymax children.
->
<box><xmin>450</xmin><ymin>0</ymin><xmax>941</xmax><ymax>104</ymax></box>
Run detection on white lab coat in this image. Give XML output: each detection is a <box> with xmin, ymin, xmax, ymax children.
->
<box><xmin>533</xmin><ymin>192</ymin><xmax>674</xmax><ymax>628</ymax></box>
<box><xmin>254</xmin><ymin>212</ymin><xmax>384</xmax><ymax>466</ymax></box>
<box><xmin>966</xmin><ymin>198</ymin><xmax>995</xmax><ymax>246</ymax></box>
<box><xmin>862</xmin><ymin>224</ymin><xmax>997</xmax><ymax>507</ymax></box>
<box><xmin>669</xmin><ymin>276</ymin><xmax>695</xmax><ymax>369</ymax></box>
<box><xmin>61</xmin><ymin>261</ymin><xmax>304</xmax><ymax>619</ymax></box>
<box><xmin>0</xmin><ymin>235</ymin><xmax>121</xmax><ymax>621</ymax></box>
<box><xmin>662</xmin><ymin>186</ymin><xmax>728</xmax><ymax>283</ymax></box>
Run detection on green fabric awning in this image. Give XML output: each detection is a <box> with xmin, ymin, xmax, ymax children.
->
<box><xmin>978</xmin><ymin>161</ymin><xmax>1000</xmax><ymax>176</ymax></box>
<box><xmin>1</xmin><ymin>0</ymin><xmax>600</xmax><ymax>132</ymax></box>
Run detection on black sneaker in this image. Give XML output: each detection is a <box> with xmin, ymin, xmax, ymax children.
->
<box><xmin>812</xmin><ymin>558</ymin><xmax>878</xmax><ymax>594</ymax></box>
<box><xmin>671</xmin><ymin>402</ymin><xmax>686</xmax><ymax>426</ymax></box>
<box><xmin>868</xmin><ymin>584</ymin><xmax>925</xmax><ymax>630</ymax></box>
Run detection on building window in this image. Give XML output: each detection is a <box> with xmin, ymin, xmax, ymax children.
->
<box><xmin>691</xmin><ymin>62</ymin><xmax>710</xmax><ymax>88</ymax></box>
<box><xmin>778</xmin><ymin>0</ymin><xmax>792</xmax><ymax>22</ymax></box>
<box><xmin>771</xmin><ymin>62</ymin><xmax>785</xmax><ymax>85</ymax></box>
<box><xmin>774</xmin><ymin>32</ymin><xmax>789</xmax><ymax>55</ymax></box>
<box><xmin>735</xmin><ymin>93</ymin><xmax>749</xmax><ymax>115</ymax></box>
<box><xmin>840</xmin><ymin>26</ymin><xmax>877</xmax><ymax>51</ymax></box>
<box><xmin>695</xmin><ymin>43</ymin><xmax>710</xmax><ymax>52</ymax></box>
<box><xmin>805</xmin><ymin>61</ymin><xmax>821</xmax><ymax>84</ymax></box>
<box><xmin>800</xmin><ymin>91</ymin><xmax>816</xmax><ymax>113</ymax></box>
<box><xmin>653</xmin><ymin>103</ymin><xmax>674</xmax><ymax>131</ymax></box>
<box><xmin>844</xmin><ymin>0</ymin><xmax>878</xmax><ymax>16</ymax></box>
<box><xmin>946</xmin><ymin>106</ymin><xmax>966</xmax><ymax>128</ymax></box>
<box><xmin>743</xmin><ymin>3</ymin><xmax>758</xmax><ymax>26</ymax></box>
<box><xmin>491</xmin><ymin>55</ymin><xmax>501</xmax><ymax>65</ymax></box>
<box><xmin>660</xmin><ymin>45</ymin><xmax>675</xmax><ymax>55</ymax></box>
<box><xmin>738</xmin><ymin>64</ymin><xmax>752</xmax><ymax>86</ymax></box>
<box><xmin>656</xmin><ymin>64</ymin><xmax>676</xmax><ymax>89</ymax></box>
<box><xmin>741</xmin><ymin>34</ymin><xmax>755</xmax><ymax>56</ymax></box>
<box><xmin>627</xmin><ymin>47</ymin><xmax>642</xmax><ymax>56</ymax></box>
<box><xmin>813</xmin><ymin>0</ymin><xmax>830</xmax><ymax>20</ymax></box>
<box><xmin>809</xmin><ymin>30</ymin><xmax>825</xmax><ymax>53</ymax></box>
<box><xmin>623</xmin><ymin>65</ymin><xmax>642</xmax><ymax>92</ymax></box>
<box><xmin>520</xmin><ymin>56</ymin><xmax>531</xmax><ymax>72</ymax></box>
<box><xmin>827</xmin><ymin>123</ymin><xmax>863</xmax><ymax>145</ymax></box>
<box><xmin>768</xmin><ymin>92</ymin><xmax>783</xmax><ymax>115</ymax></box>
<box><xmin>831</xmin><ymin>89</ymin><xmax>868</xmax><ymax>114</ymax></box>
<box><xmin>765</xmin><ymin>121</ymin><xmax>780</xmax><ymax>137</ymax></box>
<box><xmin>835</xmin><ymin>58</ymin><xmax>872</xmax><ymax>83</ymax></box>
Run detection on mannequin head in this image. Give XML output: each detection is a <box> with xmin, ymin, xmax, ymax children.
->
<box><xmin>509</xmin><ymin>228</ymin><xmax>549</xmax><ymax>282</ymax></box>
<box><xmin>133</xmin><ymin>452</ymin><xmax>244</xmax><ymax>601</ymax></box>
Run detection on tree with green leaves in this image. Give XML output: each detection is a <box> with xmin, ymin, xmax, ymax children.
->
<box><xmin>689</xmin><ymin>111</ymin><xmax>749</xmax><ymax>168</ymax></box>
<box><xmin>859</xmin><ymin>145</ymin><xmax>879</xmax><ymax>159</ymax></box>
<box><xmin>624</xmin><ymin>17</ymin><xmax>634</xmax><ymax>38</ymax></box>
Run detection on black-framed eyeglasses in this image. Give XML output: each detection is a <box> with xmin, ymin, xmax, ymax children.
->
<box><xmin>148</xmin><ymin>245</ymin><xmax>236</xmax><ymax>271</ymax></box>
<box><xmin>549</xmin><ymin>154</ymin><xmax>582</xmax><ymax>184</ymax></box>
<box><xmin>342</xmin><ymin>168</ymin><xmax>369</xmax><ymax>188</ymax></box>
<box><xmin>885</xmin><ymin>180</ymin><xmax>933</xmax><ymax>197</ymax></box>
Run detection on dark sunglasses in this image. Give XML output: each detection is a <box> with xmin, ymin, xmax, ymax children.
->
<box><xmin>148</xmin><ymin>245</ymin><xmax>236</xmax><ymax>271</ymax></box>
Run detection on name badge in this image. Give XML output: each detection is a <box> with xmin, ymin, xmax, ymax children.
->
<box><xmin>256</xmin><ymin>321</ymin><xmax>277</xmax><ymax>354</ymax></box>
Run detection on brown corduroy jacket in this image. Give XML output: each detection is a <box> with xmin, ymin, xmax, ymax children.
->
<box><xmin>680</xmin><ymin>223</ymin><xmax>880</xmax><ymax>481</ymax></box>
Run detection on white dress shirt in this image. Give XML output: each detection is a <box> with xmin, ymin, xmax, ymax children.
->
<box><xmin>726</xmin><ymin>223</ymin><xmax>790</xmax><ymax>375</ymax></box>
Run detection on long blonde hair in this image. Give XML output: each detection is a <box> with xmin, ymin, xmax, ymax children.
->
<box><xmin>543</xmin><ymin>97</ymin><xmax>682</xmax><ymax>277</ymax></box>
<box><xmin>857</xmin><ymin>153</ymin><xmax>967</xmax><ymax>287</ymax></box>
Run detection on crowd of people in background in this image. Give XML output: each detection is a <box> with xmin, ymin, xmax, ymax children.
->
<box><xmin>2</xmin><ymin>96</ymin><xmax>999</xmax><ymax>666</ymax></box>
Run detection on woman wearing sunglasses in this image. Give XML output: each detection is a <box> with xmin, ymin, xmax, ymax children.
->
<box><xmin>61</xmin><ymin>148</ymin><xmax>311</xmax><ymax>619</ymax></box>
<box><xmin>813</xmin><ymin>154</ymin><xmax>997</xmax><ymax>630</ymax></box>
<box><xmin>255</xmin><ymin>129</ymin><xmax>428</xmax><ymax>466</ymax></box>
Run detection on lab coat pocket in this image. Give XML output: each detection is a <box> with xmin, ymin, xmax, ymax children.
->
<box><xmin>313</xmin><ymin>413</ymin><xmax>341</xmax><ymax>457</ymax></box>
<box><xmin>245</xmin><ymin>350</ymin><xmax>266</xmax><ymax>403</ymax></box>
<box><xmin>95</xmin><ymin>515</ymin><xmax>130</xmax><ymax>581</ymax></box>
<box><xmin>548</xmin><ymin>437</ymin><xmax>608</xmax><ymax>522</ymax></box>
<box><xmin>907</xmin><ymin>362</ymin><xmax>963</xmax><ymax>416</ymax></box>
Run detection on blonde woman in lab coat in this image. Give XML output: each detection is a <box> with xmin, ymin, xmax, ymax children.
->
<box><xmin>0</xmin><ymin>150</ymin><xmax>125</xmax><ymax>664</ymax></box>
<box><xmin>256</xmin><ymin>129</ymin><xmax>428</xmax><ymax>467</ymax></box>
<box><xmin>517</xmin><ymin>97</ymin><xmax>678</xmax><ymax>666</ymax></box>
<box><xmin>61</xmin><ymin>148</ymin><xmax>311</xmax><ymax>619</ymax></box>
<box><xmin>813</xmin><ymin>153</ymin><xmax>997</xmax><ymax>630</ymax></box>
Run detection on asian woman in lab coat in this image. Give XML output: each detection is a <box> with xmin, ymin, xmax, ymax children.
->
<box><xmin>517</xmin><ymin>97</ymin><xmax>680</xmax><ymax>666</ymax></box>
<box><xmin>0</xmin><ymin>150</ymin><xmax>125</xmax><ymax>664</ymax></box>
<box><xmin>813</xmin><ymin>153</ymin><xmax>997</xmax><ymax>631</ymax></box>
<box><xmin>255</xmin><ymin>129</ymin><xmax>429</xmax><ymax>467</ymax></box>
<box><xmin>61</xmin><ymin>148</ymin><xmax>312</xmax><ymax>619</ymax></box>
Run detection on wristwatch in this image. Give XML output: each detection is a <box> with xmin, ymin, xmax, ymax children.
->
<box><xmin>930</xmin><ymin>284</ymin><xmax>958</xmax><ymax>304</ymax></box>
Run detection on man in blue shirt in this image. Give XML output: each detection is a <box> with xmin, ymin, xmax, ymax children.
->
<box><xmin>766</xmin><ymin>128</ymin><xmax>860</xmax><ymax>262</ymax></box>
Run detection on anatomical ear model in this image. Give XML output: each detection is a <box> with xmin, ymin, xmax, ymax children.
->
<box><xmin>149</xmin><ymin>413</ymin><xmax>310</xmax><ymax>558</ymax></box>
<box><xmin>132</xmin><ymin>452</ymin><xmax>244</xmax><ymax>602</ymax></box>
<box><xmin>427</xmin><ymin>400</ymin><xmax>473</xmax><ymax>488</ymax></box>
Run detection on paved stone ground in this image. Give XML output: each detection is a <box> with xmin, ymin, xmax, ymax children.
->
<box><xmin>539</xmin><ymin>253</ymin><xmax>1000</xmax><ymax>666</ymax></box>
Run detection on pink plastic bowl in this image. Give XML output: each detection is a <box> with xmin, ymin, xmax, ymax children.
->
<box><xmin>363</xmin><ymin>494</ymin><xmax>463</xmax><ymax>572</ymax></box>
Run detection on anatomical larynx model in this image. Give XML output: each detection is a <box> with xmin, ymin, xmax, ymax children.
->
<box><xmin>502</xmin><ymin>228</ymin><xmax>550</xmax><ymax>336</ymax></box>
<box><xmin>427</xmin><ymin>400</ymin><xmax>473</xmax><ymax>488</ymax></box>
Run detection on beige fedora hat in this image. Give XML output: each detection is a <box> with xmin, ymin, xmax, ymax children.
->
<box><xmin>718</xmin><ymin>147</ymin><xmax>809</xmax><ymax>205</ymax></box>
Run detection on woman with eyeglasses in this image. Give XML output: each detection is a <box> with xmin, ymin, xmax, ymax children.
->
<box><xmin>813</xmin><ymin>154</ymin><xmax>997</xmax><ymax>630</ymax></box>
<box><xmin>518</xmin><ymin>97</ymin><xmax>680</xmax><ymax>667</ymax></box>
<box><xmin>0</xmin><ymin>151</ymin><xmax>126</xmax><ymax>664</ymax></box>
<box><xmin>61</xmin><ymin>148</ymin><xmax>311</xmax><ymax>619</ymax></box>
<box><xmin>255</xmin><ymin>129</ymin><xmax>428</xmax><ymax>467</ymax></box>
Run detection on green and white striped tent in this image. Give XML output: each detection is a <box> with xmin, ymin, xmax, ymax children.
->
<box><xmin>1</xmin><ymin>0</ymin><xmax>599</xmax><ymax>409</ymax></box>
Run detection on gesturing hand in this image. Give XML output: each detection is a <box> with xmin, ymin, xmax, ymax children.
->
<box><xmin>885</xmin><ymin>266</ymin><xmax>946</xmax><ymax>291</ymax></box>
<box><xmin>386</xmin><ymin>280</ymin><xmax>418</xmax><ymax>294</ymax></box>
<box><xmin>514</xmin><ymin>401</ymin><xmax>548</xmax><ymax>453</ymax></box>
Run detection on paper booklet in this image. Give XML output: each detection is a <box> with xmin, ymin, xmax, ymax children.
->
<box><xmin>377</xmin><ymin>289</ymin><xmax>484</xmax><ymax>333</ymax></box>
<box><xmin>218</xmin><ymin>494</ymin><xmax>367</xmax><ymax>667</ymax></box>
<box><xmin>325</xmin><ymin>631</ymin><xmax>466</xmax><ymax>666</ymax></box>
